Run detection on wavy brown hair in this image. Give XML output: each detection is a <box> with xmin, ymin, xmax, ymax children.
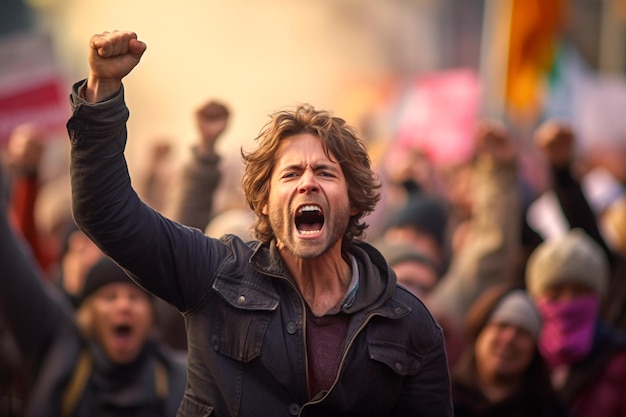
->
<box><xmin>241</xmin><ymin>104</ymin><xmax>381</xmax><ymax>247</ymax></box>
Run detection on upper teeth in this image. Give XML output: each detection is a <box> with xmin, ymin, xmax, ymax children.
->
<box><xmin>299</xmin><ymin>205</ymin><xmax>321</xmax><ymax>213</ymax></box>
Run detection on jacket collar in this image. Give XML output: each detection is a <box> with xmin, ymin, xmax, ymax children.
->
<box><xmin>249</xmin><ymin>239</ymin><xmax>397</xmax><ymax>314</ymax></box>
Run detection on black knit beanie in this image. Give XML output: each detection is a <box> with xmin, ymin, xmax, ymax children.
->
<box><xmin>386</xmin><ymin>194</ymin><xmax>448</xmax><ymax>247</ymax></box>
<box><xmin>80</xmin><ymin>257</ymin><xmax>137</xmax><ymax>304</ymax></box>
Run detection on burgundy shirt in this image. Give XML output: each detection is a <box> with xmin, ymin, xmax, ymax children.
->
<box><xmin>306</xmin><ymin>310</ymin><xmax>350</xmax><ymax>399</ymax></box>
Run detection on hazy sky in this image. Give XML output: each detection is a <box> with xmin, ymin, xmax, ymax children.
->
<box><xmin>36</xmin><ymin>0</ymin><xmax>441</xmax><ymax>171</ymax></box>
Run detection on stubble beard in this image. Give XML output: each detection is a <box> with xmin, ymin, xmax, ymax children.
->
<box><xmin>269</xmin><ymin>203</ymin><xmax>350</xmax><ymax>259</ymax></box>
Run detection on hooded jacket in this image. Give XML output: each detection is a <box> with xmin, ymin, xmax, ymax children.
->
<box><xmin>67</xmin><ymin>80</ymin><xmax>452</xmax><ymax>417</ymax></box>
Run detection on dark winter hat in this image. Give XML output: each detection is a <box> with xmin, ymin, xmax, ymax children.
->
<box><xmin>386</xmin><ymin>194</ymin><xmax>448</xmax><ymax>247</ymax></box>
<box><xmin>81</xmin><ymin>257</ymin><xmax>137</xmax><ymax>304</ymax></box>
<box><xmin>375</xmin><ymin>240</ymin><xmax>438</xmax><ymax>271</ymax></box>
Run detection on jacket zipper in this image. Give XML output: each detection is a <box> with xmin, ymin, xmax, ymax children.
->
<box><xmin>254</xmin><ymin>266</ymin><xmax>390</xmax><ymax>414</ymax></box>
<box><xmin>299</xmin><ymin>310</ymin><xmax>383</xmax><ymax>414</ymax></box>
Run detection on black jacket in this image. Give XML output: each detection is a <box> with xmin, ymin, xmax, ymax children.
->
<box><xmin>67</xmin><ymin>80</ymin><xmax>452</xmax><ymax>417</ymax></box>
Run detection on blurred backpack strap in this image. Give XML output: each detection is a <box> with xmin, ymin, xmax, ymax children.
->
<box><xmin>61</xmin><ymin>347</ymin><xmax>93</xmax><ymax>417</ymax></box>
<box><xmin>154</xmin><ymin>356</ymin><xmax>168</xmax><ymax>400</ymax></box>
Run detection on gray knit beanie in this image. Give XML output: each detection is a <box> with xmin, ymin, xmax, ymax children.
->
<box><xmin>489</xmin><ymin>290</ymin><xmax>542</xmax><ymax>341</ymax></box>
<box><xmin>525</xmin><ymin>229</ymin><xmax>609</xmax><ymax>298</ymax></box>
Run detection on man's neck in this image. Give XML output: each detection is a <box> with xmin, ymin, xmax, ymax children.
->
<box><xmin>280</xmin><ymin>248</ymin><xmax>353</xmax><ymax>316</ymax></box>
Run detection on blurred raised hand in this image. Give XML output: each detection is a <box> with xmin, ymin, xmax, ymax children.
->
<box><xmin>533</xmin><ymin>119</ymin><xmax>575</xmax><ymax>169</ymax></box>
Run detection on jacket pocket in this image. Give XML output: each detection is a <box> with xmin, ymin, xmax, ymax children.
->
<box><xmin>367</xmin><ymin>340</ymin><xmax>423</xmax><ymax>376</ymax></box>
<box><xmin>210</xmin><ymin>274</ymin><xmax>278</xmax><ymax>362</ymax></box>
<box><xmin>177</xmin><ymin>395</ymin><xmax>214</xmax><ymax>417</ymax></box>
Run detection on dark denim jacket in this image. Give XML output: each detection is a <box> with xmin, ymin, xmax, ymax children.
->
<box><xmin>68</xmin><ymin>81</ymin><xmax>452</xmax><ymax>417</ymax></box>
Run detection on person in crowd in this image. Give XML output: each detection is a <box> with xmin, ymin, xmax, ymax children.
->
<box><xmin>367</xmin><ymin>133</ymin><xmax>443</xmax><ymax>243</ymax></box>
<box><xmin>428</xmin><ymin>119</ymin><xmax>522</xmax><ymax>327</ymax></box>
<box><xmin>2</xmin><ymin>123</ymin><xmax>105</xmax><ymax>310</ymax></box>
<box><xmin>3</xmin><ymin>122</ymin><xmax>54</xmax><ymax>275</ymax></box>
<box><xmin>53</xmin><ymin>222</ymin><xmax>105</xmax><ymax>308</ymax></box>
<box><xmin>166</xmin><ymin>99</ymin><xmax>231</xmax><ymax>231</ymax></box>
<box><xmin>528</xmin><ymin>119</ymin><xmax>626</xmax><ymax>331</ymax></box>
<box><xmin>375</xmin><ymin>238</ymin><xmax>465</xmax><ymax>368</ymax></box>
<box><xmin>0</xmin><ymin>160</ymin><xmax>187</xmax><ymax>416</ymax></box>
<box><xmin>527</xmin><ymin>120</ymin><xmax>612</xmax><ymax>261</ymax></box>
<box><xmin>3</xmin><ymin>122</ymin><xmax>102</xmax><ymax>305</ymax></box>
<box><xmin>67</xmin><ymin>30</ymin><xmax>452</xmax><ymax>416</ymax></box>
<box><xmin>451</xmin><ymin>283</ymin><xmax>569</xmax><ymax>417</ymax></box>
<box><xmin>139</xmin><ymin>141</ymin><xmax>175</xmax><ymax>213</ymax></box>
<box><xmin>1</xmin><ymin>125</ymin><xmax>50</xmax><ymax>416</ymax></box>
<box><xmin>525</xmin><ymin>229</ymin><xmax>626</xmax><ymax>417</ymax></box>
<box><xmin>146</xmin><ymin>99</ymin><xmax>231</xmax><ymax>353</ymax></box>
<box><xmin>380</xmin><ymin>192</ymin><xmax>449</xmax><ymax>273</ymax></box>
<box><xmin>375</xmin><ymin>240</ymin><xmax>440</xmax><ymax>302</ymax></box>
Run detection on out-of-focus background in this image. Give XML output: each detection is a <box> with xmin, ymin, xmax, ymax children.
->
<box><xmin>1</xmin><ymin>0</ymin><xmax>626</xmax><ymax>180</ymax></box>
<box><xmin>7</xmin><ymin>3</ymin><xmax>626</xmax><ymax>415</ymax></box>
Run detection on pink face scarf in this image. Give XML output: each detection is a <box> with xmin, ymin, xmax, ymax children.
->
<box><xmin>535</xmin><ymin>294</ymin><xmax>599</xmax><ymax>369</ymax></box>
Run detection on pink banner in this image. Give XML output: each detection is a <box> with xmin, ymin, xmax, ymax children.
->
<box><xmin>392</xmin><ymin>69</ymin><xmax>480</xmax><ymax>166</ymax></box>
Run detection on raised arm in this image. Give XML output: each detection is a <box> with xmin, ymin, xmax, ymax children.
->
<box><xmin>68</xmin><ymin>31</ymin><xmax>228</xmax><ymax>312</ymax></box>
<box><xmin>533</xmin><ymin>120</ymin><xmax>612</xmax><ymax>259</ymax></box>
<box><xmin>166</xmin><ymin>100</ymin><xmax>230</xmax><ymax>230</ymax></box>
<box><xmin>5</xmin><ymin>123</ymin><xmax>51</xmax><ymax>273</ymax></box>
<box><xmin>429</xmin><ymin>120</ymin><xmax>522</xmax><ymax>324</ymax></box>
<box><xmin>533</xmin><ymin>120</ymin><xmax>626</xmax><ymax>328</ymax></box>
<box><xmin>0</xmin><ymin>163</ymin><xmax>71</xmax><ymax>377</ymax></box>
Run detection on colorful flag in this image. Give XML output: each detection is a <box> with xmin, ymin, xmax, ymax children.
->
<box><xmin>506</xmin><ymin>0</ymin><xmax>566</xmax><ymax>122</ymax></box>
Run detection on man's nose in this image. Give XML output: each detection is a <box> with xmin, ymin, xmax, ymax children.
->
<box><xmin>298</xmin><ymin>169</ymin><xmax>319</xmax><ymax>194</ymax></box>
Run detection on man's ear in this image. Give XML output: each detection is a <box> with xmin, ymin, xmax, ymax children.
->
<box><xmin>262</xmin><ymin>204</ymin><xmax>268</xmax><ymax>216</ymax></box>
<box><xmin>350</xmin><ymin>206</ymin><xmax>360</xmax><ymax>216</ymax></box>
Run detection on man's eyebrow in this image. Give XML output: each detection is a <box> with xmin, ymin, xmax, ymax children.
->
<box><xmin>276</xmin><ymin>162</ymin><xmax>303</xmax><ymax>172</ymax></box>
<box><xmin>313</xmin><ymin>163</ymin><xmax>340</xmax><ymax>172</ymax></box>
<box><xmin>278</xmin><ymin>161</ymin><xmax>340</xmax><ymax>172</ymax></box>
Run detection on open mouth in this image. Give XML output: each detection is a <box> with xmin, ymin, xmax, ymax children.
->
<box><xmin>113</xmin><ymin>324</ymin><xmax>133</xmax><ymax>339</ymax></box>
<box><xmin>295</xmin><ymin>205</ymin><xmax>324</xmax><ymax>235</ymax></box>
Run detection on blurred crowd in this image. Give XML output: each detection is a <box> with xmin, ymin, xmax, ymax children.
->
<box><xmin>2</xmin><ymin>90</ymin><xmax>626</xmax><ymax>417</ymax></box>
